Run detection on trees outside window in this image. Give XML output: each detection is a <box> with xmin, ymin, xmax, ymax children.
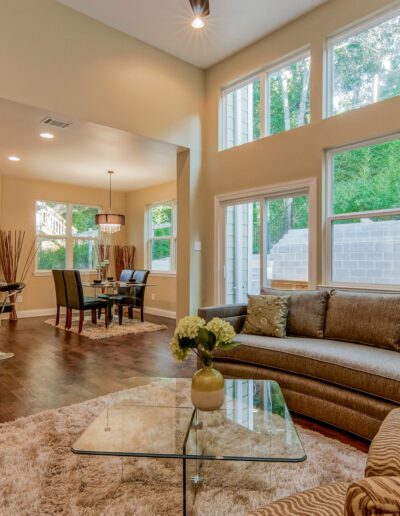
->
<box><xmin>148</xmin><ymin>201</ymin><xmax>177</xmax><ymax>273</ymax></box>
<box><xmin>36</xmin><ymin>201</ymin><xmax>100</xmax><ymax>271</ymax></box>
<box><xmin>327</xmin><ymin>9</ymin><xmax>400</xmax><ymax>116</ymax></box>
<box><xmin>326</xmin><ymin>137</ymin><xmax>400</xmax><ymax>286</ymax></box>
<box><xmin>220</xmin><ymin>51</ymin><xmax>310</xmax><ymax>150</ymax></box>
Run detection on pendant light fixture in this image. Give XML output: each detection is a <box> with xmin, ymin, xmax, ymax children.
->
<box><xmin>95</xmin><ymin>170</ymin><xmax>125</xmax><ymax>235</ymax></box>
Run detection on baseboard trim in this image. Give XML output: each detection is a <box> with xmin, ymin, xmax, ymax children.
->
<box><xmin>16</xmin><ymin>306</ymin><xmax>176</xmax><ymax>320</ymax></box>
<box><xmin>17</xmin><ymin>308</ymin><xmax>57</xmax><ymax>318</ymax></box>
<box><xmin>144</xmin><ymin>307</ymin><xmax>176</xmax><ymax>320</ymax></box>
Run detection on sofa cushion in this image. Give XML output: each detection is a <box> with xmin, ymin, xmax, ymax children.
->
<box><xmin>247</xmin><ymin>481</ymin><xmax>349</xmax><ymax>516</ymax></box>
<box><xmin>325</xmin><ymin>291</ymin><xmax>400</xmax><ymax>351</ymax></box>
<box><xmin>345</xmin><ymin>477</ymin><xmax>400</xmax><ymax>516</ymax></box>
<box><xmin>241</xmin><ymin>295</ymin><xmax>289</xmax><ymax>338</ymax></box>
<box><xmin>213</xmin><ymin>335</ymin><xmax>400</xmax><ymax>403</ymax></box>
<box><xmin>261</xmin><ymin>288</ymin><xmax>329</xmax><ymax>339</ymax></box>
<box><xmin>366</xmin><ymin>408</ymin><xmax>400</xmax><ymax>478</ymax></box>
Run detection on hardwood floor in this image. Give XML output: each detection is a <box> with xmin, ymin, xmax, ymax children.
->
<box><xmin>0</xmin><ymin>315</ymin><xmax>368</xmax><ymax>453</ymax></box>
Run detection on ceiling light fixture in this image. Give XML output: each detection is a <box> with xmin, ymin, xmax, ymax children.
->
<box><xmin>40</xmin><ymin>132</ymin><xmax>55</xmax><ymax>139</ymax></box>
<box><xmin>189</xmin><ymin>0</ymin><xmax>210</xmax><ymax>28</ymax></box>
<box><xmin>191</xmin><ymin>17</ymin><xmax>205</xmax><ymax>29</ymax></box>
<box><xmin>8</xmin><ymin>156</ymin><xmax>20</xmax><ymax>161</ymax></box>
<box><xmin>95</xmin><ymin>171</ymin><xmax>125</xmax><ymax>235</ymax></box>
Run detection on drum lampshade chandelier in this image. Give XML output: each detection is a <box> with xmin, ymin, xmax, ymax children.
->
<box><xmin>95</xmin><ymin>170</ymin><xmax>125</xmax><ymax>235</ymax></box>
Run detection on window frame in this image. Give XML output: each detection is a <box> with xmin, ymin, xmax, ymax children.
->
<box><xmin>35</xmin><ymin>200</ymin><xmax>101</xmax><ymax>273</ymax></box>
<box><xmin>324</xmin><ymin>133</ymin><xmax>400</xmax><ymax>290</ymax></box>
<box><xmin>325</xmin><ymin>4</ymin><xmax>400</xmax><ymax>118</ymax></box>
<box><xmin>214</xmin><ymin>178</ymin><xmax>317</xmax><ymax>304</ymax></box>
<box><xmin>219</xmin><ymin>47</ymin><xmax>311</xmax><ymax>151</ymax></box>
<box><xmin>146</xmin><ymin>200</ymin><xmax>177</xmax><ymax>276</ymax></box>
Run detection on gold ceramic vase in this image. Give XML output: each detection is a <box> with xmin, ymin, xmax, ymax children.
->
<box><xmin>191</xmin><ymin>365</ymin><xmax>225</xmax><ymax>411</ymax></box>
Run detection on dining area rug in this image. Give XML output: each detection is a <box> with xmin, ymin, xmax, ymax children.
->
<box><xmin>0</xmin><ymin>378</ymin><xmax>366</xmax><ymax>515</ymax></box>
<box><xmin>44</xmin><ymin>317</ymin><xmax>168</xmax><ymax>340</ymax></box>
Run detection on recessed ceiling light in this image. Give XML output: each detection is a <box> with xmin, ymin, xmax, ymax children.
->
<box><xmin>8</xmin><ymin>156</ymin><xmax>20</xmax><ymax>161</ymax></box>
<box><xmin>40</xmin><ymin>132</ymin><xmax>54</xmax><ymax>139</ymax></box>
<box><xmin>191</xmin><ymin>17</ymin><xmax>205</xmax><ymax>29</ymax></box>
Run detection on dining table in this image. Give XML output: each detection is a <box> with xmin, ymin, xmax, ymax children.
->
<box><xmin>82</xmin><ymin>281</ymin><xmax>156</xmax><ymax>324</ymax></box>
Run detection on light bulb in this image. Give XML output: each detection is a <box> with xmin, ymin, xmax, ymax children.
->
<box><xmin>8</xmin><ymin>156</ymin><xmax>20</xmax><ymax>161</ymax></box>
<box><xmin>191</xmin><ymin>17</ymin><xmax>205</xmax><ymax>29</ymax></box>
<box><xmin>40</xmin><ymin>132</ymin><xmax>55</xmax><ymax>139</ymax></box>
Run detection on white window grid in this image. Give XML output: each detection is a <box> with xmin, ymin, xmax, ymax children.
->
<box><xmin>35</xmin><ymin>201</ymin><xmax>100</xmax><ymax>272</ymax></box>
<box><xmin>147</xmin><ymin>200</ymin><xmax>177</xmax><ymax>274</ymax></box>
<box><xmin>324</xmin><ymin>134</ymin><xmax>400</xmax><ymax>289</ymax></box>
<box><xmin>219</xmin><ymin>48</ymin><xmax>311</xmax><ymax>151</ymax></box>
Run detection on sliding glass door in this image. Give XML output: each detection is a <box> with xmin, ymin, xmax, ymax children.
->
<box><xmin>225</xmin><ymin>201</ymin><xmax>261</xmax><ymax>304</ymax></box>
<box><xmin>222</xmin><ymin>193</ymin><xmax>309</xmax><ymax>304</ymax></box>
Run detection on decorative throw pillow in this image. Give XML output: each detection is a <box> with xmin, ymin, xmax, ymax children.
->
<box><xmin>261</xmin><ymin>288</ymin><xmax>329</xmax><ymax>339</ymax></box>
<box><xmin>241</xmin><ymin>295</ymin><xmax>289</xmax><ymax>338</ymax></box>
<box><xmin>325</xmin><ymin>290</ymin><xmax>400</xmax><ymax>351</ymax></box>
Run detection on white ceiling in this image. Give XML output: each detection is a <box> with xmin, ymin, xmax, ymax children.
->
<box><xmin>0</xmin><ymin>99</ymin><xmax>177</xmax><ymax>192</ymax></box>
<box><xmin>55</xmin><ymin>0</ymin><xmax>327</xmax><ymax>68</ymax></box>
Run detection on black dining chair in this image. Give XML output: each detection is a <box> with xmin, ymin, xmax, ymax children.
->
<box><xmin>52</xmin><ymin>270</ymin><xmax>68</xmax><ymax>327</ymax></box>
<box><xmin>63</xmin><ymin>270</ymin><xmax>110</xmax><ymax>333</ymax></box>
<box><xmin>110</xmin><ymin>269</ymin><xmax>150</xmax><ymax>324</ymax></box>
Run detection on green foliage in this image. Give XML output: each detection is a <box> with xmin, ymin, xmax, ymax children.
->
<box><xmin>72</xmin><ymin>206</ymin><xmax>99</xmax><ymax>235</ymax></box>
<box><xmin>37</xmin><ymin>241</ymin><xmax>66</xmax><ymax>270</ymax></box>
<box><xmin>151</xmin><ymin>204</ymin><xmax>173</xmax><ymax>261</ymax></box>
<box><xmin>333</xmin><ymin>140</ymin><xmax>400</xmax><ymax>214</ymax></box>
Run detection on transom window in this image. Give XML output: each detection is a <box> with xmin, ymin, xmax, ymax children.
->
<box><xmin>326</xmin><ymin>136</ymin><xmax>400</xmax><ymax>287</ymax></box>
<box><xmin>326</xmin><ymin>7</ymin><xmax>400</xmax><ymax>117</ymax></box>
<box><xmin>220</xmin><ymin>50</ymin><xmax>311</xmax><ymax>150</ymax></box>
<box><xmin>147</xmin><ymin>201</ymin><xmax>177</xmax><ymax>273</ymax></box>
<box><xmin>35</xmin><ymin>201</ymin><xmax>100</xmax><ymax>271</ymax></box>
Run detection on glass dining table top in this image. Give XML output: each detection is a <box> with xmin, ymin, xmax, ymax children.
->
<box><xmin>72</xmin><ymin>378</ymin><xmax>306</xmax><ymax>463</ymax></box>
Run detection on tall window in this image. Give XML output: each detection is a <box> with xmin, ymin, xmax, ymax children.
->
<box><xmin>148</xmin><ymin>201</ymin><xmax>177</xmax><ymax>273</ymax></box>
<box><xmin>327</xmin><ymin>8</ymin><xmax>400</xmax><ymax>116</ymax></box>
<box><xmin>268</xmin><ymin>54</ymin><xmax>311</xmax><ymax>135</ymax></box>
<box><xmin>221</xmin><ymin>187</ymin><xmax>312</xmax><ymax>304</ymax></box>
<box><xmin>220</xmin><ymin>51</ymin><xmax>311</xmax><ymax>150</ymax></box>
<box><xmin>36</xmin><ymin>201</ymin><xmax>100</xmax><ymax>271</ymax></box>
<box><xmin>326</xmin><ymin>137</ymin><xmax>400</xmax><ymax>287</ymax></box>
<box><xmin>221</xmin><ymin>79</ymin><xmax>261</xmax><ymax>150</ymax></box>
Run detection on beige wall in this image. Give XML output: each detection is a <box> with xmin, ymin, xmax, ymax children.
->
<box><xmin>0</xmin><ymin>0</ymin><xmax>204</xmax><ymax>317</ymax></box>
<box><xmin>201</xmin><ymin>0</ymin><xmax>400</xmax><ymax>305</ymax></box>
<box><xmin>126</xmin><ymin>181</ymin><xmax>177</xmax><ymax>315</ymax></box>
<box><xmin>0</xmin><ymin>175</ymin><xmax>126</xmax><ymax>312</ymax></box>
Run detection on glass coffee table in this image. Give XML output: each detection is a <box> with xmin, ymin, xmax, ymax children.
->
<box><xmin>72</xmin><ymin>378</ymin><xmax>306</xmax><ymax>515</ymax></box>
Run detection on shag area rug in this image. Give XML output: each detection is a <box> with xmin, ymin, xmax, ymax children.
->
<box><xmin>0</xmin><ymin>378</ymin><xmax>366</xmax><ymax>515</ymax></box>
<box><xmin>44</xmin><ymin>317</ymin><xmax>167</xmax><ymax>340</ymax></box>
<box><xmin>0</xmin><ymin>351</ymin><xmax>13</xmax><ymax>361</ymax></box>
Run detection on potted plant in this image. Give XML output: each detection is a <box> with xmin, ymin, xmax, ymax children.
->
<box><xmin>171</xmin><ymin>316</ymin><xmax>239</xmax><ymax>411</ymax></box>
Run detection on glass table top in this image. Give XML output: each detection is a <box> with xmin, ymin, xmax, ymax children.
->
<box><xmin>72</xmin><ymin>378</ymin><xmax>306</xmax><ymax>463</ymax></box>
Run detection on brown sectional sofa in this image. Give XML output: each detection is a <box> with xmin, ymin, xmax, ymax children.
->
<box><xmin>198</xmin><ymin>289</ymin><xmax>400</xmax><ymax>440</ymax></box>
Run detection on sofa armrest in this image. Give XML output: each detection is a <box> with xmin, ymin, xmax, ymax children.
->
<box><xmin>198</xmin><ymin>303</ymin><xmax>247</xmax><ymax>322</ymax></box>
<box><xmin>345</xmin><ymin>476</ymin><xmax>400</xmax><ymax>516</ymax></box>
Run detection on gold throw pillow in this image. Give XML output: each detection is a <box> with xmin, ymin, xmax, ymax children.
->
<box><xmin>241</xmin><ymin>295</ymin><xmax>289</xmax><ymax>338</ymax></box>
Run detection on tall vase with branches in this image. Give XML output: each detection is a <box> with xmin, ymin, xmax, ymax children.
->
<box><xmin>0</xmin><ymin>230</ymin><xmax>38</xmax><ymax>321</ymax></box>
<box><xmin>113</xmin><ymin>245</ymin><xmax>135</xmax><ymax>280</ymax></box>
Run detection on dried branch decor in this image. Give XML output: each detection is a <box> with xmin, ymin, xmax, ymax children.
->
<box><xmin>113</xmin><ymin>245</ymin><xmax>135</xmax><ymax>280</ymax></box>
<box><xmin>0</xmin><ymin>230</ymin><xmax>38</xmax><ymax>320</ymax></box>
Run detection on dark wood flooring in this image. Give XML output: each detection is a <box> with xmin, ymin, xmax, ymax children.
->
<box><xmin>0</xmin><ymin>315</ymin><xmax>368</xmax><ymax>453</ymax></box>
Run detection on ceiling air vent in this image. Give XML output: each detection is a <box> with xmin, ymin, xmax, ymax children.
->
<box><xmin>40</xmin><ymin>117</ymin><xmax>72</xmax><ymax>129</ymax></box>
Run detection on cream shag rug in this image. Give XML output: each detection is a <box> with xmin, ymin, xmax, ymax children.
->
<box><xmin>44</xmin><ymin>317</ymin><xmax>167</xmax><ymax>339</ymax></box>
<box><xmin>0</xmin><ymin>378</ymin><xmax>366</xmax><ymax>516</ymax></box>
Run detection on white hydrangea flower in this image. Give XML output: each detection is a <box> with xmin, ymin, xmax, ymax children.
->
<box><xmin>171</xmin><ymin>335</ymin><xmax>191</xmax><ymax>362</ymax></box>
<box><xmin>206</xmin><ymin>317</ymin><xmax>236</xmax><ymax>345</ymax></box>
<box><xmin>176</xmin><ymin>315</ymin><xmax>205</xmax><ymax>339</ymax></box>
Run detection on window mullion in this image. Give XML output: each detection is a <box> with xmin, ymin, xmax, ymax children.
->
<box><xmin>260</xmin><ymin>73</ymin><xmax>266</xmax><ymax>138</ymax></box>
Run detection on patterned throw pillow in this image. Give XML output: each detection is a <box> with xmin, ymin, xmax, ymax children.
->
<box><xmin>241</xmin><ymin>295</ymin><xmax>289</xmax><ymax>338</ymax></box>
